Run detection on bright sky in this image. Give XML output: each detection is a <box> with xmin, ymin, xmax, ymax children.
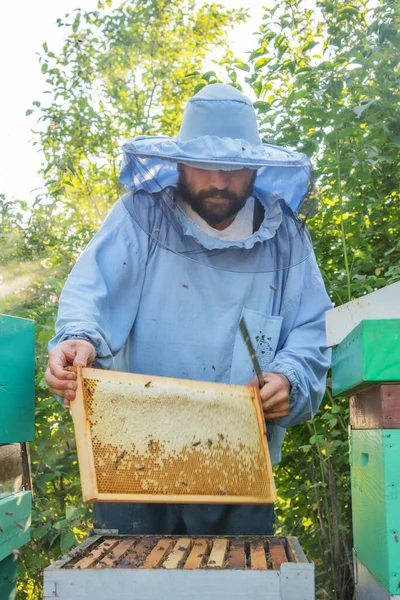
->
<box><xmin>0</xmin><ymin>0</ymin><xmax>266</xmax><ymax>204</ymax></box>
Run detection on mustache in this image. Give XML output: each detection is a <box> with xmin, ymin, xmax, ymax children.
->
<box><xmin>195</xmin><ymin>187</ymin><xmax>241</xmax><ymax>202</ymax></box>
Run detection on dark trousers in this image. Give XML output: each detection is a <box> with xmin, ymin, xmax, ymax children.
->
<box><xmin>93</xmin><ymin>502</ymin><xmax>274</xmax><ymax>535</ymax></box>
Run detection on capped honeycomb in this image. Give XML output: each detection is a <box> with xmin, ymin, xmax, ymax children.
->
<box><xmin>71</xmin><ymin>368</ymin><xmax>276</xmax><ymax>503</ymax></box>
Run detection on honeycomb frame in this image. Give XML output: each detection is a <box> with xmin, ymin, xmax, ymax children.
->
<box><xmin>70</xmin><ymin>367</ymin><xmax>276</xmax><ymax>504</ymax></box>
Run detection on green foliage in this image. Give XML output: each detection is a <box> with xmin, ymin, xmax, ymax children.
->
<box><xmin>29</xmin><ymin>0</ymin><xmax>246</xmax><ymax>228</ymax></box>
<box><xmin>1</xmin><ymin>2</ymin><xmax>246</xmax><ymax>598</ymax></box>
<box><xmin>246</xmin><ymin>1</ymin><xmax>400</xmax><ymax>598</ymax></box>
<box><xmin>2</xmin><ymin>0</ymin><xmax>399</xmax><ymax>598</ymax></box>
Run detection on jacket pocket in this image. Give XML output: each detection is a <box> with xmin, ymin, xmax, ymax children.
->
<box><xmin>230</xmin><ymin>308</ymin><xmax>283</xmax><ymax>385</ymax></box>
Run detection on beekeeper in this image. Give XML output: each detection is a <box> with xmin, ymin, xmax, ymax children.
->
<box><xmin>46</xmin><ymin>84</ymin><xmax>332</xmax><ymax>535</ymax></box>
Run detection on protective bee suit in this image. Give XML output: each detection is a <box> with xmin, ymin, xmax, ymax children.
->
<box><xmin>49</xmin><ymin>84</ymin><xmax>332</xmax><ymax>535</ymax></box>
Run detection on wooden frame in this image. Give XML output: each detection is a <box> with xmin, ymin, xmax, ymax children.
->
<box><xmin>70</xmin><ymin>367</ymin><xmax>276</xmax><ymax>504</ymax></box>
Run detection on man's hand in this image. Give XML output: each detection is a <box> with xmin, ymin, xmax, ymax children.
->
<box><xmin>252</xmin><ymin>372</ymin><xmax>291</xmax><ymax>419</ymax></box>
<box><xmin>46</xmin><ymin>340</ymin><xmax>96</xmax><ymax>407</ymax></box>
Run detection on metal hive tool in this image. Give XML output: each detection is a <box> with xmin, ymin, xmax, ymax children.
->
<box><xmin>70</xmin><ymin>367</ymin><xmax>276</xmax><ymax>503</ymax></box>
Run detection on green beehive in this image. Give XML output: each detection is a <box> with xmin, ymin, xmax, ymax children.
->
<box><xmin>0</xmin><ymin>553</ymin><xmax>18</xmax><ymax>600</ymax></box>
<box><xmin>332</xmin><ymin>319</ymin><xmax>400</xmax><ymax>396</ymax></box>
<box><xmin>0</xmin><ymin>314</ymin><xmax>35</xmax><ymax>598</ymax></box>
<box><xmin>0</xmin><ymin>492</ymin><xmax>32</xmax><ymax>563</ymax></box>
<box><xmin>0</xmin><ymin>314</ymin><xmax>35</xmax><ymax>443</ymax></box>
<box><xmin>350</xmin><ymin>429</ymin><xmax>400</xmax><ymax>595</ymax></box>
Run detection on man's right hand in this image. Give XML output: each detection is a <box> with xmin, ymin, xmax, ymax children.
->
<box><xmin>46</xmin><ymin>340</ymin><xmax>96</xmax><ymax>407</ymax></box>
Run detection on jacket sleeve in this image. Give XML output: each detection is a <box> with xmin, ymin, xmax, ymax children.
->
<box><xmin>48</xmin><ymin>196</ymin><xmax>148</xmax><ymax>369</ymax></box>
<box><xmin>268</xmin><ymin>252</ymin><xmax>332</xmax><ymax>427</ymax></box>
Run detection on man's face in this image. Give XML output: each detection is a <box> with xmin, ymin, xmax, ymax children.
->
<box><xmin>177</xmin><ymin>164</ymin><xmax>257</xmax><ymax>228</ymax></box>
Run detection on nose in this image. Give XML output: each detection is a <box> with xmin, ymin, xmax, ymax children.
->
<box><xmin>208</xmin><ymin>170</ymin><xmax>229</xmax><ymax>190</ymax></box>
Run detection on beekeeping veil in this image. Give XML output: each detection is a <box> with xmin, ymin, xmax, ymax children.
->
<box><xmin>119</xmin><ymin>84</ymin><xmax>318</xmax><ymax>273</ymax></box>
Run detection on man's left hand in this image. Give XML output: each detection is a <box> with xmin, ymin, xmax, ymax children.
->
<box><xmin>257</xmin><ymin>372</ymin><xmax>290</xmax><ymax>419</ymax></box>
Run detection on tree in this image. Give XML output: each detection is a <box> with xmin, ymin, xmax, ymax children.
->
<box><xmin>15</xmin><ymin>2</ymin><xmax>246</xmax><ymax>597</ymax></box>
<box><xmin>29</xmin><ymin>0</ymin><xmax>246</xmax><ymax>229</ymax></box>
<box><xmin>245</xmin><ymin>1</ymin><xmax>400</xmax><ymax>598</ymax></box>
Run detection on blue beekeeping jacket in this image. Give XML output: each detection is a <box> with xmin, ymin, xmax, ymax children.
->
<box><xmin>49</xmin><ymin>187</ymin><xmax>332</xmax><ymax>466</ymax></box>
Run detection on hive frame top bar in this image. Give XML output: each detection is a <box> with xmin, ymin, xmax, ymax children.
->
<box><xmin>46</xmin><ymin>534</ymin><xmax>310</xmax><ymax>571</ymax></box>
<box><xmin>71</xmin><ymin>367</ymin><xmax>276</xmax><ymax>504</ymax></box>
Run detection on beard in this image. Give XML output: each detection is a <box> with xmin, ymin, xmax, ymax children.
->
<box><xmin>177</xmin><ymin>171</ymin><xmax>257</xmax><ymax>226</ymax></box>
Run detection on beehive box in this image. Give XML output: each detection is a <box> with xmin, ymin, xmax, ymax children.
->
<box><xmin>71</xmin><ymin>368</ymin><xmax>276</xmax><ymax>504</ymax></box>
<box><xmin>350</xmin><ymin>429</ymin><xmax>400</xmax><ymax>595</ymax></box>
<box><xmin>0</xmin><ymin>553</ymin><xmax>18</xmax><ymax>600</ymax></box>
<box><xmin>350</xmin><ymin>385</ymin><xmax>400</xmax><ymax>429</ymax></box>
<box><xmin>0</xmin><ymin>491</ymin><xmax>31</xmax><ymax>563</ymax></box>
<box><xmin>355</xmin><ymin>557</ymin><xmax>400</xmax><ymax>600</ymax></box>
<box><xmin>43</xmin><ymin>534</ymin><xmax>315</xmax><ymax>600</ymax></box>
<box><xmin>0</xmin><ymin>314</ymin><xmax>35</xmax><ymax>443</ymax></box>
<box><xmin>332</xmin><ymin>320</ymin><xmax>400</xmax><ymax>396</ymax></box>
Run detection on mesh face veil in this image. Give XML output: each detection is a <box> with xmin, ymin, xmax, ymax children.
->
<box><xmin>119</xmin><ymin>151</ymin><xmax>320</xmax><ymax>274</ymax></box>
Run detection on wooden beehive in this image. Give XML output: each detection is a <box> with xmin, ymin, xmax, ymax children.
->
<box><xmin>0</xmin><ymin>314</ymin><xmax>34</xmax><ymax>598</ymax></box>
<box><xmin>350</xmin><ymin>429</ymin><xmax>400</xmax><ymax>595</ymax></box>
<box><xmin>0</xmin><ymin>314</ymin><xmax>35</xmax><ymax>444</ymax></box>
<box><xmin>355</xmin><ymin>557</ymin><xmax>400</xmax><ymax>600</ymax></box>
<box><xmin>350</xmin><ymin>385</ymin><xmax>400</xmax><ymax>430</ymax></box>
<box><xmin>332</xmin><ymin>319</ymin><xmax>400</xmax><ymax>396</ymax></box>
<box><xmin>43</xmin><ymin>534</ymin><xmax>315</xmax><ymax>600</ymax></box>
<box><xmin>71</xmin><ymin>368</ymin><xmax>276</xmax><ymax>504</ymax></box>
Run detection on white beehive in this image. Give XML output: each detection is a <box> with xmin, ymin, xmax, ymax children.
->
<box><xmin>43</xmin><ymin>534</ymin><xmax>314</xmax><ymax>600</ymax></box>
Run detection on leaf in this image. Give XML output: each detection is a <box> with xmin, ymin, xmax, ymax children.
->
<box><xmin>253</xmin><ymin>101</ymin><xmax>270</xmax><ymax>114</ymax></box>
<box><xmin>72</xmin><ymin>13</ymin><xmax>81</xmax><ymax>34</ymax></box>
<box><xmin>193</xmin><ymin>82</ymin><xmax>206</xmax><ymax>95</ymax></box>
<box><xmin>339</xmin><ymin>7</ymin><xmax>360</xmax><ymax>17</ymax></box>
<box><xmin>184</xmin><ymin>71</ymin><xmax>200</xmax><ymax>79</ymax></box>
<box><xmin>303</xmin><ymin>41</ymin><xmax>319</xmax><ymax>52</ymax></box>
<box><xmin>60</xmin><ymin>530</ymin><xmax>76</xmax><ymax>555</ymax></box>
<box><xmin>41</xmin><ymin>63</ymin><xmax>48</xmax><ymax>74</ymax></box>
<box><xmin>234</xmin><ymin>62</ymin><xmax>250</xmax><ymax>72</ymax></box>
<box><xmin>202</xmin><ymin>71</ymin><xmax>217</xmax><ymax>82</ymax></box>
<box><xmin>353</xmin><ymin>99</ymin><xmax>375</xmax><ymax>116</ymax></box>
<box><xmin>254</xmin><ymin>56</ymin><xmax>272</xmax><ymax>71</ymax></box>
<box><xmin>25</xmin><ymin>109</ymin><xmax>34</xmax><ymax>116</ymax></box>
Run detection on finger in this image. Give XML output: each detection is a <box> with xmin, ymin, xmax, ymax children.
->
<box><xmin>260</xmin><ymin>380</ymin><xmax>283</xmax><ymax>399</ymax></box>
<box><xmin>73</xmin><ymin>345</ymin><xmax>95</xmax><ymax>367</ymax></box>
<box><xmin>46</xmin><ymin>369</ymin><xmax>77</xmax><ymax>392</ymax></box>
<box><xmin>48</xmin><ymin>350</ymin><xmax>76</xmax><ymax>380</ymax></box>
<box><xmin>48</xmin><ymin>386</ymin><xmax>76</xmax><ymax>404</ymax></box>
<box><xmin>262</xmin><ymin>396</ymin><xmax>289</xmax><ymax>413</ymax></box>
<box><xmin>260</xmin><ymin>386</ymin><xmax>289</xmax><ymax>407</ymax></box>
<box><xmin>263</xmin><ymin>409</ymin><xmax>289</xmax><ymax>419</ymax></box>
